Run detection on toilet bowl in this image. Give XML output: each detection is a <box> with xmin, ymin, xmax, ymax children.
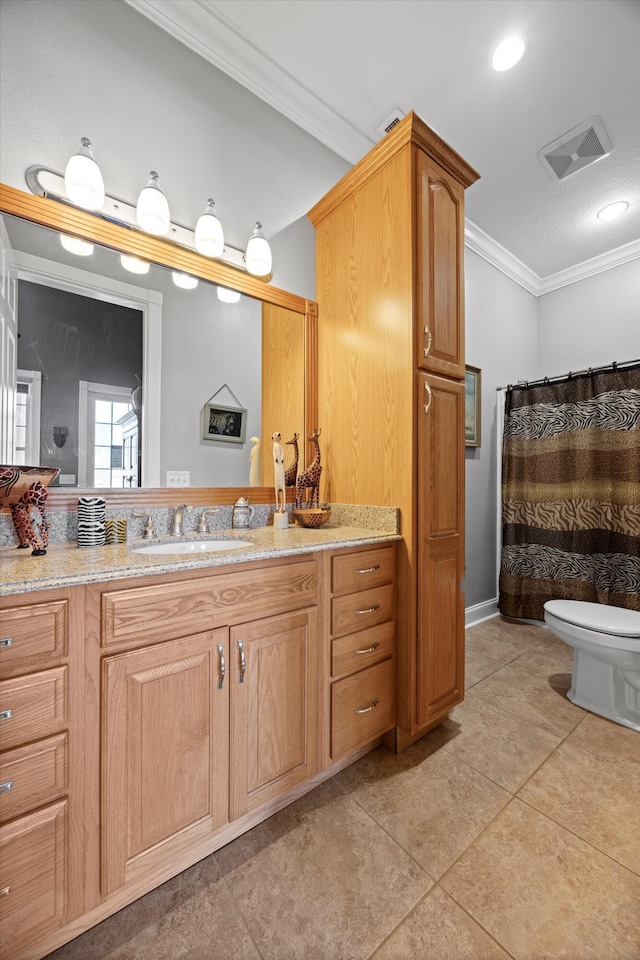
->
<box><xmin>544</xmin><ymin>600</ymin><xmax>640</xmax><ymax>732</ymax></box>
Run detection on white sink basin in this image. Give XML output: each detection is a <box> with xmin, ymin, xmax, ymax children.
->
<box><xmin>132</xmin><ymin>539</ymin><xmax>251</xmax><ymax>555</ymax></box>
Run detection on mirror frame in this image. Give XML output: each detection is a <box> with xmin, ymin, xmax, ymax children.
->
<box><xmin>0</xmin><ymin>182</ymin><xmax>318</xmax><ymax>510</ymax></box>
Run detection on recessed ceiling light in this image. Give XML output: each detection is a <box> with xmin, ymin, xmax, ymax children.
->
<box><xmin>492</xmin><ymin>36</ymin><xmax>525</xmax><ymax>71</ymax></box>
<box><xmin>597</xmin><ymin>201</ymin><xmax>629</xmax><ymax>221</ymax></box>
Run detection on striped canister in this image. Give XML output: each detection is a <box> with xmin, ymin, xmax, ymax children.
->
<box><xmin>77</xmin><ymin>496</ymin><xmax>106</xmax><ymax>547</ymax></box>
<box><xmin>105</xmin><ymin>518</ymin><xmax>128</xmax><ymax>544</ymax></box>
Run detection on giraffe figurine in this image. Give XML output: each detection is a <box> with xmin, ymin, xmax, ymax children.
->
<box><xmin>284</xmin><ymin>432</ymin><xmax>300</xmax><ymax>487</ymax></box>
<box><xmin>295</xmin><ymin>429</ymin><xmax>322</xmax><ymax>508</ymax></box>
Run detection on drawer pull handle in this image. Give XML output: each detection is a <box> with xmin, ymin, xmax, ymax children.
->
<box><xmin>0</xmin><ymin>780</ymin><xmax>13</xmax><ymax>794</ymax></box>
<box><xmin>0</xmin><ymin>886</ymin><xmax>10</xmax><ymax>897</ymax></box>
<box><xmin>423</xmin><ymin>324</ymin><xmax>433</xmax><ymax>359</ymax></box>
<box><xmin>237</xmin><ymin>639</ymin><xmax>246</xmax><ymax>684</ymax></box>
<box><xmin>0</xmin><ymin>637</ymin><xmax>12</xmax><ymax>648</ymax></box>
<box><xmin>0</xmin><ymin>710</ymin><xmax>12</xmax><ymax>722</ymax></box>
<box><xmin>355</xmin><ymin>605</ymin><xmax>379</xmax><ymax>616</ymax></box>
<box><xmin>424</xmin><ymin>380</ymin><xmax>433</xmax><ymax>415</ymax></box>
<box><xmin>355</xmin><ymin>642</ymin><xmax>379</xmax><ymax>655</ymax></box>
<box><xmin>217</xmin><ymin>643</ymin><xmax>226</xmax><ymax>691</ymax></box>
<box><xmin>354</xmin><ymin>698</ymin><xmax>379</xmax><ymax>715</ymax></box>
<box><xmin>355</xmin><ymin>565</ymin><xmax>380</xmax><ymax>574</ymax></box>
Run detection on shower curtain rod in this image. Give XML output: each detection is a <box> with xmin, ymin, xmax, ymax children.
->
<box><xmin>496</xmin><ymin>357</ymin><xmax>640</xmax><ymax>392</ymax></box>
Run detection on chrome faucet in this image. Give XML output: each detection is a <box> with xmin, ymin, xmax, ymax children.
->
<box><xmin>170</xmin><ymin>504</ymin><xmax>192</xmax><ymax>536</ymax></box>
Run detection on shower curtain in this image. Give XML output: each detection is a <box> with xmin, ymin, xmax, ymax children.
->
<box><xmin>498</xmin><ymin>363</ymin><xmax>640</xmax><ymax>620</ymax></box>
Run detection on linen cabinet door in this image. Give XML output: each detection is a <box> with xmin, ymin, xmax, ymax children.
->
<box><xmin>229</xmin><ymin>609</ymin><xmax>319</xmax><ymax>821</ymax></box>
<box><xmin>415</xmin><ymin>149</ymin><xmax>466</xmax><ymax>380</ymax></box>
<box><xmin>101</xmin><ymin>629</ymin><xmax>229</xmax><ymax>896</ymax></box>
<box><xmin>416</xmin><ymin>372</ymin><xmax>465</xmax><ymax>724</ymax></box>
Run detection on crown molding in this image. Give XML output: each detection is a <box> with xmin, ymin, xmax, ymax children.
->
<box><xmin>124</xmin><ymin>0</ymin><xmax>373</xmax><ymax>164</ymax></box>
<box><xmin>536</xmin><ymin>238</ymin><xmax>640</xmax><ymax>295</ymax></box>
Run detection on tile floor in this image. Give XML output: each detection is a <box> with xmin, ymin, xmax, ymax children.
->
<box><xmin>49</xmin><ymin>617</ymin><xmax>640</xmax><ymax>960</ymax></box>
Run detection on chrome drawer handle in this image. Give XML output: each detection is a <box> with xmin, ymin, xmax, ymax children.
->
<box><xmin>354</xmin><ymin>698</ymin><xmax>379</xmax><ymax>715</ymax></box>
<box><xmin>0</xmin><ymin>780</ymin><xmax>13</xmax><ymax>794</ymax></box>
<box><xmin>355</xmin><ymin>604</ymin><xmax>379</xmax><ymax>615</ymax></box>
<box><xmin>0</xmin><ymin>710</ymin><xmax>13</xmax><ymax>722</ymax></box>
<box><xmin>424</xmin><ymin>380</ymin><xmax>432</xmax><ymax>415</ymax></box>
<box><xmin>237</xmin><ymin>639</ymin><xmax>246</xmax><ymax>684</ymax></box>
<box><xmin>217</xmin><ymin>643</ymin><xmax>226</xmax><ymax>691</ymax></box>
<box><xmin>355</xmin><ymin>642</ymin><xmax>379</xmax><ymax>655</ymax></box>
<box><xmin>0</xmin><ymin>886</ymin><xmax>10</xmax><ymax>897</ymax></box>
<box><xmin>355</xmin><ymin>565</ymin><xmax>380</xmax><ymax>574</ymax></box>
<box><xmin>423</xmin><ymin>325</ymin><xmax>433</xmax><ymax>358</ymax></box>
<box><xmin>0</xmin><ymin>638</ymin><xmax>12</xmax><ymax>648</ymax></box>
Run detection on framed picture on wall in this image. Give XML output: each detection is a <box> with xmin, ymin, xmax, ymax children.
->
<box><xmin>202</xmin><ymin>402</ymin><xmax>247</xmax><ymax>444</ymax></box>
<box><xmin>465</xmin><ymin>365</ymin><xmax>481</xmax><ymax>447</ymax></box>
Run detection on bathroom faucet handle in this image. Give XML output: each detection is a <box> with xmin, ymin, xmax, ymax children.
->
<box><xmin>197</xmin><ymin>508</ymin><xmax>221</xmax><ymax>534</ymax></box>
<box><xmin>133</xmin><ymin>511</ymin><xmax>157</xmax><ymax>539</ymax></box>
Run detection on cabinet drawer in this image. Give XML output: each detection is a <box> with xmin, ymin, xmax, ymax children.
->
<box><xmin>331</xmin><ymin>584</ymin><xmax>394</xmax><ymax>638</ymax></box>
<box><xmin>331</xmin><ymin>659</ymin><xmax>395</xmax><ymax>760</ymax></box>
<box><xmin>0</xmin><ymin>733</ymin><xmax>67</xmax><ymax>823</ymax></box>
<box><xmin>0</xmin><ymin>799</ymin><xmax>67</xmax><ymax>960</ymax></box>
<box><xmin>0</xmin><ymin>600</ymin><xmax>67</xmax><ymax>676</ymax></box>
<box><xmin>331</xmin><ymin>546</ymin><xmax>395</xmax><ymax>596</ymax></box>
<box><xmin>331</xmin><ymin>621</ymin><xmax>395</xmax><ymax>678</ymax></box>
<box><xmin>0</xmin><ymin>667</ymin><xmax>67</xmax><ymax>751</ymax></box>
<box><xmin>101</xmin><ymin>559</ymin><xmax>318</xmax><ymax>647</ymax></box>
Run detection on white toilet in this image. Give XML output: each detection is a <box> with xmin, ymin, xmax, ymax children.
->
<box><xmin>544</xmin><ymin>600</ymin><xmax>640</xmax><ymax>732</ymax></box>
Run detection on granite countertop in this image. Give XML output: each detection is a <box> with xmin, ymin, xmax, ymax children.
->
<box><xmin>0</xmin><ymin>523</ymin><xmax>401</xmax><ymax>596</ymax></box>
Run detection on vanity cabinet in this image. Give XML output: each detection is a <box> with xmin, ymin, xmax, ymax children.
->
<box><xmin>309</xmin><ymin>111</ymin><xmax>479</xmax><ymax>749</ymax></box>
<box><xmin>0</xmin><ymin>589</ymin><xmax>84</xmax><ymax>960</ymax></box>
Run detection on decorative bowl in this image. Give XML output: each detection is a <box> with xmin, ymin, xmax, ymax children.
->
<box><xmin>0</xmin><ymin>465</ymin><xmax>60</xmax><ymax>507</ymax></box>
<box><xmin>291</xmin><ymin>506</ymin><xmax>331</xmax><ymax>528</ymax></box>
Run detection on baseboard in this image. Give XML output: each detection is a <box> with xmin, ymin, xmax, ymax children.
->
<box><xmin>465</xmin><ymin>599</ymin><xmax>499</xmax><ymax>627</ymax></box>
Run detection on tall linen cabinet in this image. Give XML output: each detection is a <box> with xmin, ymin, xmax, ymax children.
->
<box><xmin>308</xmin><ymin>112</ymin><xmax>479</xmax><ymax>750</ymax></box>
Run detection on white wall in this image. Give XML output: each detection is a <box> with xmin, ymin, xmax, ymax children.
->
<box><xmin>537</xmin><ymin>259</ymin><xmax>640</xmax><ymax>375</ymax></box>
<box><xmin>463</xmin><ymin>250</ymin><xmax>538</xmax><ymax>610</ymax></box>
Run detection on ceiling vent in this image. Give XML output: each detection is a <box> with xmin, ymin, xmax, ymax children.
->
<box><xmin>538</xmin><ymin>116</ymin><xmax>612</xmax><ymax>181</ymax></box>
<box><xmin>375</xmin><ymin>108</ymin><xmax>406</xmax><ymax>138</ymax></box>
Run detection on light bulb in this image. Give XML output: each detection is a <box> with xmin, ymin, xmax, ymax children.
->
<box><xmin>217</xmin><ymin>286</ymin><xmax>241</xmax><ymax>303</ymax></box>
<box><xmin>492</xmin><ymin>36</ymin><xmax>525</xmax><ymax>71</ymax></box>
<box><xmin>60</xmin><ymin>233</ymin><xmax>94</xmax><ymax>256</ymax></box>
<box><xmin>136</xmin><ymin>171</ymin><xmax>170</xmax><ymax>235</ymax></box>
<box><xmin>245</xmin><ymin>222</ymin><xmax>272</xmax><ymax>277</ymax></box>
<box><xmin>64</xmin><ymin>137</ymin><xmax>105</xmax><ymax>210</ymax></box>
<box><xmin>120</xmin><ymin>254</ymin><xmax>150</xmax><ymax>275</ymax></box>
<box><xmin>597</xmin><ymin>201</ymin><xmax>629</xmax><ymax>221</ymax></box>
<box><xmin>172</xmin><ymin>271</ymin><xmax>198</xmax><ymax>289</ymax></box>
<box><xmin>195</xmin><ymin>199</ymin><xmax>224</xmax><ymax>257</ymax></box>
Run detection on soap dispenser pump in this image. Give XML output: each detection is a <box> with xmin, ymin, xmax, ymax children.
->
<box><xmin>232</xmin><ymin>496</ymin><xmax>255</xmax><ymax>529</ymax></box>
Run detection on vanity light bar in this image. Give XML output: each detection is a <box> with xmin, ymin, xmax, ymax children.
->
<box><xmin>25</xmin><ymin>166</ymin><xmax>247</xmax><ymax>271</ymax></box>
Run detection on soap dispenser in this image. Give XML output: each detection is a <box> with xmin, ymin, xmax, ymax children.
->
<box><xmin>232</xmin><ymin>496</ymin><xmax>255</xmax><ymax>529</ymax></box>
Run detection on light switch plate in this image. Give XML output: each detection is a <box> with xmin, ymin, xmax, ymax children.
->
<box><xmin>58</xmin><ymin>474</ymin><xmax>76</xmax><ymax>485</ymax></box>
<box><xmin>166</xmin><ymin>471</ymin><xmax>190</xmax><ymax>487</ymax></box>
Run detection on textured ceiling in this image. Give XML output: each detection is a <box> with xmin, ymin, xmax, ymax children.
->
<box><xmin>126</xmin><ymin>0</ymin><xmax>639</xmax><ymax>280</ymax></box>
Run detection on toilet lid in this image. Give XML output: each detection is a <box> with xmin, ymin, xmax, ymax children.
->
<box><xmin>544</xmin><ymin>600</ymin><xmax>640</xmax><ymax>638</ymax></box>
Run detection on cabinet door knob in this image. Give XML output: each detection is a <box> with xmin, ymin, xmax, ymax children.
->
<box><xmin>423</xmin><ymin>325</ymin><xmax>433</xmax><ymax>359</ymax></box>
<box><xmin>354</xmin><ymin>642</ymin><xmax>379</xmax><ymax>655</ymax></box>
<box><xmin>355</xmin><ymin>604</ymin><xmax>379</xmax><ymax>616</ymax></box>
<box><xmin>355</xmin><ymin>564</ymin><xmax>380</xmax><ymax>574</ymax></box>
<box><xmin>424</xmin><ymin>380</ymin><xmax>433</xmax><ymax>415</ymax></box>
<box><xmin>0</xmin><ymin>709</ymin><xmax>13</xmax><ymax>722</ymax></box>
<box><xmin>354</xmin><ymin>698</ymin><xmax>379</xmax><ymax>715</ymax></box>
<box><xmin>216</xmin><ymin>643</ymin><xmax>226</xmax><ymax>691</ymax></box>
<box><xmin>0</xmin><ymin>637</ymin><xmax>12</xmax><ymax>648</ymax></box>
<box><xmin>237</xmin><ymin>639</ymin><xmax>246</xmax><ymax>684</ymax></box>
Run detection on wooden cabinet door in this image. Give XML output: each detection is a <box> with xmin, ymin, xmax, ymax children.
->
<box><xmin>101</xmin><ymin>629</ymin><xmax>229</xmax><ymax>896</ymax></box>
<box><xmin>229</xmin><ymin>609</ymin><xmax>319</xmax><ymax>820</ymax></box>
<box><xmin>416</xmin><ymin>372</ymin><xmax>465</xmax><ymax>725</ymax></box>
<box><xmin>415</xmin><ymin>149</ymin><xmax>466</xmax><ymax>380</ymax></box>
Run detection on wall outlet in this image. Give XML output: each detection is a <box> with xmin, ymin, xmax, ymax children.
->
<box><xmin>166</xmin><ymin>471</ymin><xmax>191</xmax><ymax>487</ymax></box>
<box><xmin>58</xmin><ymin>474</ymin><xmax>76</xmax><ymax>485</ymax></box>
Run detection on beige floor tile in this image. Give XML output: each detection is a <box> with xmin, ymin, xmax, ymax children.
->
<box><xmin>465</xmin><ymin>649</ymin><xmax>505</xmax><ymax>689</ymax></box>
<box><xmin>444</xmin><ymin>695</ymin><xmax>562</xmax><ymax>792</ymax></box>
<box><xmin>336</xmin><ymin>746</ymin><xmax>510</xmax><ymax>879</ymax></box>
<box><xmin>219</xmin><ymin>784</ymin><xmax>432</xmax><ymax>960</ymax></box>
<box><xmin>442</xmin><ymin>798</ymin><xmax>640</xmax><ymax>960</ymax></box>
<box><xmin>370</xmin><ymin>885</ymin><xmax>512</xmax><ymax>959</ymax></box>
<box><xmin>511</xmin><ymin>634</ymin><xmax>575</xmax><ymax>671</ymax></box>
<box><xmin>518</xmin><ymin>742</ymin><xmax>640</xmax><ymax>874</ymax></box>
<box><xmin>565</xmin><ymin>712</ymin><xmax>640</xmax><ymax>769</ymax></box>
<box><xmin>48</xmin><ymin>858</ymin><xmax>261</xmax><ymax>960</ymax></box>
<box><xmin>470</xmin><ymin>661</ymin><xmax>585</xmax><ymax>736</ymax></box>
<box><xmin>465</xmin><ymin>619</ymin><xmax>534</xmax><ymax>663</ymax></box>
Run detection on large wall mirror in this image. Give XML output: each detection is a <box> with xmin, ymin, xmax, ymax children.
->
<box><xmin>0</xmin><ymin>184</ymin><xmax>317</xmax><ymax>510</ymax></box>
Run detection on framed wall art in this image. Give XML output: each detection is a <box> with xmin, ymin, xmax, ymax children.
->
<box><xmin>202</xmin><ymin>401</ymin><xmax>247</xmax><ymax>444</ymax></box>
<box><xmin>465</xmin><ymin>365</ymin><xmax>481</xmax><ymax>447</ymax></box>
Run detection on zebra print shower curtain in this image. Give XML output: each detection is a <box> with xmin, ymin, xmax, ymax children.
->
<box><xmin>498</xmin><ymin>363</ymin><xmax>640</xmax><ymax>620</ymax></box>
